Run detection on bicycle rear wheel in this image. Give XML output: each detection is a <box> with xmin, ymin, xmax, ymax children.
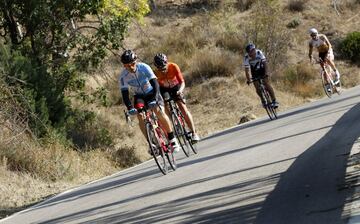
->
<box><xmin>156</xmin><ymin>126</ymin><xmax>177</xmax><ymax>171</ymax></box>
<box><xmin>146</xmin><ymin>122</ymin><xmax>168</xmax><ymax>175</ymax></box>
<box><xmin>171</xmin><ymin>112</ymin><xmax>190</xmax><ymax>157</ymax></box>
<box><xmin>178</xmin><ymin>111</ymin><xmax>198</xmax><ymax>154</ymax></box>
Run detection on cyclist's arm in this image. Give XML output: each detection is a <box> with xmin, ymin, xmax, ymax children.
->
<box><xmin>119</xmin><ymin>73</ymin><xmax>132</xmax><ymax>109</ymax></box>
<box><xmin>121</xmin><ymin>89</ymin><xmax>132</xmax><ymax>110</ymax></box>
<box><xmin>149</xmin><ymin>78</ymin><xmax>160</xmax><ymax>98</ymax></box>
<box><xmin>321</xmin><ymin>34</ymin><xmax>332</xmax><ymax>49</ymax></box>
<box><xmin>245</xmin><ymin>67</ymin><xmax>251</xmax><ymax>82</ymax></box>
<box><xmin>308</xmin><ymin>42</ymin><xmax>313</xmax><ymax>60</ymax></box>
<box><xmin>262</xmin><ymin>60</ymin><xmax>268</xmax><ymax>76</ymax></box>
<box><xmin>178</xmin><ymin>82</ymin><xmax>185</xmax><ymax>94</ymax></box>
<box><xmin>174</xmin><ymin>63</ymin><xmax>185</xmax><ymax>93</ymax></box>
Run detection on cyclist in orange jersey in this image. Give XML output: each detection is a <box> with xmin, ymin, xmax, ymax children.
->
<box><xmin>153</xmin><ymin>53</ymin><xmax>200</xmax><ymax>143</ymax></box>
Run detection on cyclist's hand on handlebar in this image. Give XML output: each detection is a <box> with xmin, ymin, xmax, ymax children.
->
<box><xmin>176</xmin><ymin>90</ymin><xmax>182</xmax><ymax>96</ymax></box>
<box><xmin>148</xmin><ymin>100</ymin><xmax>157</xmax><ymax>109</ymax></box>
<box><xmin>128</xmin><ymin>108</ymin><xmax>137</xmax><ymax>115</ymax></box>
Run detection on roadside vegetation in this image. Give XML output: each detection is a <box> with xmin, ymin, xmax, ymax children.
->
<box><xmin>1</xmin><ymin>0</ymin><xmax>360</xmax><ymax>218</ymax></box>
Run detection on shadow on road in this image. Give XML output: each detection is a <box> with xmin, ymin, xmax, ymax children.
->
<box><xmin>255</xmin><ymin>103</ymin><xmax>360</xmax><ymax>224</ymax></box>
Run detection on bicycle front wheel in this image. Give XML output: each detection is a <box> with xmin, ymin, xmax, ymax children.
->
<box><xmin>262</xmin><ymin>90</ymin><xmax>276</xmax><ymax>120</ymax></box>
<box><xmin>156</xmin><ymin>126</ymin><xmax>177</xmax><ymax>171</ymax></box>
<box><xmin>321</xmin><ymin>70</ymin><xmax>333</xmax><ymax>98</ymax></box>
<box><xmin>146</xmin><ymin>122</ymin><xmax>168</xmax><ymax>175</ymax></box>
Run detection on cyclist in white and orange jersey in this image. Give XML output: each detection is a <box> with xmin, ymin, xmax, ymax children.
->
<box><xmin>153</xmin><ymin>53</ymin><xmax>200</xmax><ymax>143</ymax></box>
<box><xmin>308</xmin><ymin>28</ymin><xmax>341</xmax><ymax>84</ymax></box>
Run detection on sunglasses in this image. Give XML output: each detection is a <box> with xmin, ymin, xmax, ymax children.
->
<box><xmin>124</xmin><ymin>62</ymin><xmax>136</xmax><ymax>68</ymax></box>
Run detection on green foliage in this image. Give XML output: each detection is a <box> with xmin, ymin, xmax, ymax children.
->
<box><xmin>287</xmin><ymin>18</ymin><xmax>301</xmax><ymax>29</ymax></box>
<box><xmin>66</xmin><ymin>109</ymin><xmax>114</xmax><ymax>150</ymax></box>
<box><xmin>340</xmin><ymin>31</ymin><xmax>360</xmax><ymax>63</ymax></box>
<box><xmin>0</xmin><ymin>0</ymin><xmax>149</xmax><ymax>138</ymax></box>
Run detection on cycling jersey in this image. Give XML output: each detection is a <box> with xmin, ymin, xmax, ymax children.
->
<box><xmin>155</xmin><ymin>62</ymin><xmax>185</xmax><ymax>88</ymax></box>
<box><xmin>243</xmin><ymin>49</ymin><xmax>266</xmax><ymax>76</ymax></box>
<box><xmin>119</xmin><ymin>62</ymin><xmax>156</xmax><ymax>95</ymax></box>
<box><xmin>309</xmin><ymin>34</ymin><xmax>330</xmax><ymax>53</ymax></box>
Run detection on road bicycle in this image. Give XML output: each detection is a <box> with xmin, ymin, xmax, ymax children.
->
<box><xmin>163</xmin><ymin>93</ymin><xmax>198</xmax><ymax>157</ymax></box>
<box><xmin>317</xmin><ymin>58</ymin><xmax>341</xmax><ymax>98</ymax></box>
<box><xmin>124</xmin><ymin>104</ymin><xmax>176</xmax><ymax>175</ymax></box>
<box><xmin>250</xmin><ymin>77</ymin><xmax>278</xmax><ymax>120</ymax></box>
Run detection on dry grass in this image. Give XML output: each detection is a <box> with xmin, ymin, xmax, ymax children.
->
<box><xmin>2</xmin><ymin>0</ymin><xmax>360</xmax><ymax>218</ymax></box>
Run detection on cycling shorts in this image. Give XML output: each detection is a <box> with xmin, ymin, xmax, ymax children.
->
<box><xmin>319</xmin><ymin>49</ymin><xmax>334</xmax><ymax>62</ymax></box>
<box><xmin>160</xmin><ymin>85</ymin><xmax>185</xmax><ymax>103</ymax></box>
<box><xmin>134</xmin><ymin>90</ymin><xmax>164</xmax><ymax>109</ymax></box>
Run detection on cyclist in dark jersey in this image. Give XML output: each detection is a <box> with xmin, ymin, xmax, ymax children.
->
<box><xmin>243</xmin><ymin>43</ymin><xmax>279</xmax><ymax>108</ymax></box>
<box><xmin>119</xmin><ymin>50</ymin><xmax>180</xmax><ymax>153</ymax></box>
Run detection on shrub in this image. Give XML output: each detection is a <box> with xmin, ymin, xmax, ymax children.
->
<box><xmin>187</xmin><ymin>48</ymin><xmax>239</xmax><ymax>84</ymax></box>
<box><xmin>340</xmin><ymin>31</ymin><xmax>360</xmax><ymax>63</ymax></box>
<box><xmin>288</xmin><ymin>0</ymin><xmax>306</xmax><ymax>12</ymax></box>
<box><xmin>234</xmin><ymin>0</ymin><xmax>255</xmax><ymax>11</ymax></box>
<box><xmin>244</xmin><ymin>0</ymin><xmax>291</xmax><ymax>72</ymax></box>
<box><xmin>287</xmin><ymin>18</ymin><xmax>301</xmax><ymax>29</ymax></box>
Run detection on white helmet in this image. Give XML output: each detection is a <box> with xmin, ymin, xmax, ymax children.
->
<box><xmin>309</xmin><ymin>28</ymin><xmax>318</xmax><ymax>35</ymax></box>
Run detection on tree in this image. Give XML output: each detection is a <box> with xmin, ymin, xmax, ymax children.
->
<box><xmin>0</xmin><ymin>0</ymin><xmax>149</xmax><ymax>137</ymax></box>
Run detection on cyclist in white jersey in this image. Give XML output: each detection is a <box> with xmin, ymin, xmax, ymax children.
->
<box><xmin>308</xmin><ymin>28</ymin><xmax>341</xmax><ymax>85</ymax></box>
<box><xmin>119</xmin><ymin>50</ymin><xmax>180</xmax><ymax>153</ymax></box>
<box><xmin>243</xmin><ymin>43</ymin><xmax>279</xmax><ymax>108</ymax></box>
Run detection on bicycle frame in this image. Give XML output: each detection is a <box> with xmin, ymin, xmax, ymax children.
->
<box><xmin>138</xmin><ymin>108</ymin><xmax>170</xmax><ymax>153</ymax></box>
<box><xmin>317</xmin><ymin>58</ymin><xmax>340</xmax><ymax>97</ymax></box>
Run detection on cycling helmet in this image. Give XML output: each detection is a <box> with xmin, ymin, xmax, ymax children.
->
<box><xmin>245</xmin><ymin>43</ymin><xmax>256</xmax><ymax>53</ymax></box>
<box><xmin>309</xmin><ymin>28</ymin><xmax>318</xmax><ymax>36</ymax></box>
<box><xmin>121</xmin><ymin>50</ymin><xmax>137</xmax><ymax>64</ymax></box>
<box><xmin>154</xmin><ymin>53</ymin><xmax>168</xmax><ymax>68</ymax></box>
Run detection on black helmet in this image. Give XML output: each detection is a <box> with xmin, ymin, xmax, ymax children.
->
<box><xmin>154</xmin><ymin>53</ymin><xmax>168</xmax><ymax>69</ymax></box>
<box><xmin>245</xmin><ymin>43</ymin><xmax>256</xmax><ymax>53</ymax></box>
<box><xmin>121</xmin><ymin>50</ymin><xmax>137</xmax><ymax>64</ymax></box>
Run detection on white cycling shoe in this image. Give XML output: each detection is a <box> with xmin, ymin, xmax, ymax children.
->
<box><xmin>169</xmin><ymin>138</ymin><xmax>180</xmax><ymax>153</ymax></box>
<box><xmin>192</xmin><ymin>133</ymin><xmax>201</xmax><ymax>143</ymax></box>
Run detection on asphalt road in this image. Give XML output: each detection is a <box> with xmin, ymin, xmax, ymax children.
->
<box><xmin>2</xmin><ymin>86</ymin><xmax>360</xmax><ymax>224</ymax></box>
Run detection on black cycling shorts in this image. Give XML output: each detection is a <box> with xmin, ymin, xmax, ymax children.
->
<box><xmin>319</xmin><ymin>51</ymin><xmax>328</xmax><ymax>62</ymax></box>
<box><xmin>160</xmin><ymin>85</ymin><xmax>185</xmax><ymax>103</ymax></box>
<box><xmin>134</xmin><ymin>90</ymin><xmax>164</xmax><ymax>109</ymax></box>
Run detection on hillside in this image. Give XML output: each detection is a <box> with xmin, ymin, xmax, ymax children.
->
<box><xmin>1</xmin><ymin>0</ymin><xmax>360</xmax><ymax>219</ymax></box>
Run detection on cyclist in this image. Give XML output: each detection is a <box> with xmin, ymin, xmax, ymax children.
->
<box><xmin>153</xmin><ymin>53</ymin><xmax>200</xmax><ymax>143</ymax></box>
<box><xmin>119</xmin><ymin>50</ymin><xmax>180</xmax><ymax>153</ymax></box>
<box><xmin>243</xmin><ymin>43</ymin><xmax>279</xmax><ymax>108</ymax></box>
<box><xmin>308</xmin><ymin>28</ymin><xmax>341</xmax><ymax>89</ymax></box>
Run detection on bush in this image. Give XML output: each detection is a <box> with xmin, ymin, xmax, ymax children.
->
<box><xmin>287</xmin><ymin>18</ymin><xmax>301</xmax><ymax>29</ymax></box>
<box><xmin>234</xmin><ymin>0</ymin><xmax>255</xmax><ymax>11</ymax></box>
<box><xmin>187</xmin><ymin>48</ymin><xmax>239</xmax><ymax>84</ymax></box>
<box><xmin>288</xmin><ymin>0</ymin><xmax>306</xmax><ymax>12</ymax></box>
<box><xmin>340</xmin><ymin>31</ymin><xmax>360</xmax><ymax>63</ymax></box>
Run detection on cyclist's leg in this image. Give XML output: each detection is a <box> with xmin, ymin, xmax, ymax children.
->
<box><xmin>252</xmin><ymin>80</ymin><xmax>262</xmax><ymax>98</ymax></box>
<box><xmin>325</xmin><ymin>49</ymin><xmax>340</xmax><ymax>81</ymax></box>
<box><xmin>319</xmin><ymin>52</ymin><xmax>333</xmax><ymax>84</ymax></box>
<box><xmin>134</xmin><ymin>96</ymin><xmax>147</xmax><ymax>138</ymax></box>
<box><xmin>263</xmin><ymin>77</ymin><xmax>277</xmax><ymax>102</ymax></box>
<box><xmin>160</xmin><ymin>87</ymin><xmax>172</xmax><ymax>118</ymax></box>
